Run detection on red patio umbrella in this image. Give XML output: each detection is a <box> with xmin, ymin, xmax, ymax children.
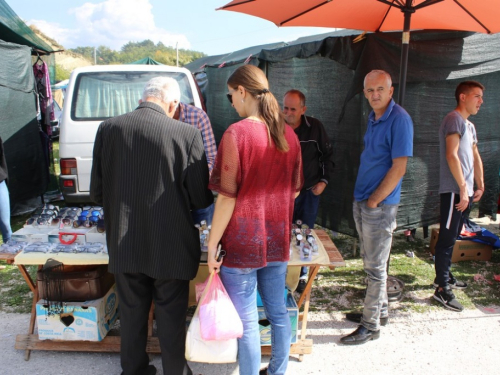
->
<box><xmin>218</xmin><ymin>0</ymin><xmax>500</xmax><ymax>106</ymax></box>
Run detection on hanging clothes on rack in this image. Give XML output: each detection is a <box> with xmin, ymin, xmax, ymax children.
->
<box><xmin>33</xmin><ymin>56</ymin><xmax>54</xmax><ymax>136</ymax></box>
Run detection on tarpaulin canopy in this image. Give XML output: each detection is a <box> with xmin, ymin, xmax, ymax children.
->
<box><xmin>128</xmin><ymin>57</ymin><xmax>163</xmax><ymax>65</ymax></box>
<box><xmin>0</xmin><ymin>0</ymin><xmax>54</xmax><ymax>53</ymax></box>
<box><xmin>0</xmin><ymin>39</ymin><xmax>49</xmax><ymax>209</ymax></box>
<box><xmin>187</xmin><ymin>30</ymin><xmax>500</xmax><ymax>235</ymax></box>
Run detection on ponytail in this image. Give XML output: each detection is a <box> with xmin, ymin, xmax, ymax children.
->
<box><xmin>228</xmin><ymin>65</ymin><xmax>289</xmax><ymax>152</ymax></box>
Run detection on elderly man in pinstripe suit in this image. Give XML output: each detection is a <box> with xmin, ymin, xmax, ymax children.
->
<box><xmin>90</xmin><ymin>77</ymin><xmax>213</xmax><ymax>375</ymax></box>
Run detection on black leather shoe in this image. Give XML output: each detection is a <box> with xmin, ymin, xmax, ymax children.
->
<box><xmin>345</xmin><ymin>313</ymin><xmax>388</xmax><ymax>326</ymax></box>
<box><xmin>259</xmin><ymin>368</ymin><xmax>268</xmax><ymax>375</ymax></box>
<box><xmin>295</xmin><ymin>279</ymin><xmax>307</xmax><ymax>294</ymax></box>
<box><xmin>340</xmin><ymin>325</ymin><xmax>380</xmax><ymax>345</ymax></box>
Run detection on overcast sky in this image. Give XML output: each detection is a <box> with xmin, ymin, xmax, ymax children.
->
<box><xmin>9</xmin><ymin>0</ymin><xmax>335</xmax><ymax>56</ymax></box>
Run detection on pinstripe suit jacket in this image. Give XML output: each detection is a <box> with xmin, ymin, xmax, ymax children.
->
<box><xmin>90</xmin><ymin>102</ymin><xmax>213</xmax><ymax>280</ymax></box>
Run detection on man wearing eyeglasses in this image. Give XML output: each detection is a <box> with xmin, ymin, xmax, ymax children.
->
<box><xmin>283</xmin><ymin>89</ymin><xmax>334</xmax><ymax>294</ymax></box>
<box><xmin>91</xmin><ymin>77</ymin><xmax>213</xmax><ymax>375</ymax></box>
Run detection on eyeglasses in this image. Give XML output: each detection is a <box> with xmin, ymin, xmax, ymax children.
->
<box><xmin>52</xmin><ymin>244</ymin><xmax>78</xmax><ymax>253</ymax></box>
<box><xmin>73</xmin><ymin>219</ymin><xmax>91</xmax><ymax>228</ymax></box>
<box><xmin>24</xmin><ymin>243</ymin><xmax>51</xmax><ymax>253</ymax></box>
<box><xmin>37</xmin><ymin>217</ymin><xmax>52</xmax><ymax>226</ymax></box>
<box><xmin>226</xmin><ymin>88</ymin><xmax>237</xmax><ymax>104</ymax></box>
<box><xmin>75</xmin><ymin>243</ymin><xmax>104</xmax><ymax>254</ymax></box>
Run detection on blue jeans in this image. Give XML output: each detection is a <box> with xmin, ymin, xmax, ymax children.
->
<box><xmin>293</xmin><ymin>189</ymin><xmax>320</xmax><ymax>278</ymax></box>
<box><xmin>353</xmin><ymin>200</ymin><xmax>398</xmax><ymax>331</ymax></box>
<box><xmin>220</xmin><ymin>262</ymin><xmax>291</xmax><ymax>375</ymax></box>
<box><xmin>0</xmin><ymin>180</ymin><xmax>11</xmax><ymax>243</ymax></box>
<box><xmin>191</xmin><ymin>203</ymin><xmax>215</xmax><ymax>226</ymax></box>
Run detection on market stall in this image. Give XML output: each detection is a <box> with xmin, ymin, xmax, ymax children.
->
<box><xmin>1</xmin><ymin>224</ymin><xmax>344</xmax><ymax>362</ymax></box>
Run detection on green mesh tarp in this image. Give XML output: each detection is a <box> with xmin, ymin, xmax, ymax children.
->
<box><xmin>0</xmin><ymin>0</ymin><xmax>54</xmax><ymax>53</ymax></box>
<box><xmin>188</xmin><ymin>30</ymin><xmax>500</xmax><ymax>236</ymax></box>
<box><xmin>129</xmin><ymin>57</ymin><xmax>163</xmax><ymax>65</ymax></box>
<box><xmin>0</xmin><ymin>39</ymin><xmax>49</xmax><ymax>210</ymax></box>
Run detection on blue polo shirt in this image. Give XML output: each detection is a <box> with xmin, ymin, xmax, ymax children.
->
<box><xmin>354</xmin><ymin>99</ymin><xmax>413</xmax><ymax>205</ymax></box>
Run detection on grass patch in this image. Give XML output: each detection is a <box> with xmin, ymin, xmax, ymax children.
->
<box><xmin>309</xmin><ymin>222</ymin><xmax>500</xmax><ymax>315</ymax></box>
<box><xmin>0</xmin><ymin>262</ymin><xmax>38</xmax><ymax>313</ymax></box>
<box><xmin>0</xmin><ymin>140</ymin><xmax>61</xmax><ymax>312</ymax></box>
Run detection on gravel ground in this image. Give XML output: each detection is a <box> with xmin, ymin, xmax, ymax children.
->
<box><xmin>1</xmin><ymin>306</ymin><xmax>499</xmax><ymax>375</ymax></box>
<box><xmin>2</xmin><ymin>215</ymin><xmax>498</xmax><ymax>374</ymax></box>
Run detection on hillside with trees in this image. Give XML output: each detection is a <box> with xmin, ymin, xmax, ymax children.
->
<box><xmin>70</xmin><ymin>40</ymin><xmax>206</xmax><ymax>66</ymax></box>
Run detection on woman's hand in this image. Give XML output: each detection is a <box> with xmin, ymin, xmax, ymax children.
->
<box><xmin>207</xmin><ymin>244</ymin><xmax>223</xmax><ymax>273</ymax></box>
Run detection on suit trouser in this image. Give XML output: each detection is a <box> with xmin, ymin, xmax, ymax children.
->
<box><xmin>115</xmin><ymin>273</ymin><xmax>192</xmax><ymax>375</ymax></box>
<box><xmin>434</xmin><ymin>193</ymin><xmax>473</xmax><ymax>288</ymax></box>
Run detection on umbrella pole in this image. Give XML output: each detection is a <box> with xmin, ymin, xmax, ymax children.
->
<box><xmin>397</xmin><ymin>8</ymin><xmax>412</xmax><ymax>107</ymax></box>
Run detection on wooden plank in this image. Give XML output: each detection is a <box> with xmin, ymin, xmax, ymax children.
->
<box><xmin>314</xmin><ymin>229</ymin><xmax>345</xmax><ymax>267</ymax></box>
<box><xmin>261</xmin><ymin>339</ymin><xmax>313</xmax><ymax>355</ymax></box>
<box><xmin>16</xmin><ymin>334</ymin><xmax>163</xmax><ymax>353</ymax></box>
<box><xmin>0</xmin><ymin>252</ymin><xmax>18</xmax><ymax>264</ymax></box>
<box><xmin>17</xmin><ymin>334</ymin><xmax>312</xmax><ymax>356</ymax></box>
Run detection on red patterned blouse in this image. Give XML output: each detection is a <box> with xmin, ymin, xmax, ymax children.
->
<box><xmin>208</xmin><ymin>118</ymin><xmax>303</xmax><ymax>268</ymax></box>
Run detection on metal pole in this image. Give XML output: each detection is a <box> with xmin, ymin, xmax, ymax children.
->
<box><xmin>176</xmin><ymin>42</ymin><xmax>179</xmax><ymax>67</ymax></box>
<box><xmin>94</xmin><ymin>47</ymin><xmax>97</xmax><ymax>65</ymax></box>
<box><xmin>397</xmin><ymin>6</ymin><xmax>413</xmax><ymax>107</ymax></box>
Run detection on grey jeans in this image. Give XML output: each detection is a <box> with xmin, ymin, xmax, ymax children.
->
<box><xmin>353</xmin><ymin>200</ymin><xmax>398</xmax><ymax>331</ymax></box>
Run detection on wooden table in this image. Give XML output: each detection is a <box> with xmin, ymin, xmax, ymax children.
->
<box><xmin>3</xmin><ymin>229</ymin><xmax>345</xmax><ymax>361</ymax></box>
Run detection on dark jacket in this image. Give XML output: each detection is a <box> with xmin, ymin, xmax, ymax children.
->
<box><xmin>294</xmin><ymin>115</ymin><xmax>334</xmax><ymax>190</ymax></box>
<box><xmin>0</xmin><ymin>137</ymin><xmax>8</xmax><ymax>183</ymax></box>
<box><xmin>90</xmin><ymin>102</ymin><xmax>213</xmax><ymax>280</ymax></box>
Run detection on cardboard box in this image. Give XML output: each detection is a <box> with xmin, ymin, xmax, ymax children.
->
<box><xmin>48</xmin><ymin>228</ymin><xmax>87</xmax><ymax>244</ymax></box>
<box><xmin>36</xmin><ymin>284</ymin><xmax>119</xmax><ymax>341</ymax></box>
<box><xmin>85</xmin><ymin>227</ymin><xmax>107</xmax><ymax>244</ymax></box>
<box><xmin>258</xmin><ymin>292</ymin><xmax>298</xmax><ymax>346</ymax></box>
<box><xmin>429</xmin><ymin>228</ymin><xmax>492</xmax><ymax>262</ymax></box>
<box><xmin>11</xmin><ymin>227</ymin><xmax>51</xmax><ymax>243</ymax></box>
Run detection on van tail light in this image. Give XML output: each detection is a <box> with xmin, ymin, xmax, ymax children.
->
<box><xmin>63</xmin><ymin>180</ymin><xmax>74</xmax><ymax>187</ymax></box>
<box><xmin>60</xmin><ymin>159</ymin><xmax>77</xmax><ymax>175</ymax></box>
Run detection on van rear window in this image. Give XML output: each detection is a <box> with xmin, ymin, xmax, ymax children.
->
<box><xmin>71</xmin><ymin>71</ymin><xmax>195</xmax><ymax>120</ymax></box>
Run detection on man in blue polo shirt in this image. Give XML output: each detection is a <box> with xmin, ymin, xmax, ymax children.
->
<box><xmin>340</xmin><ymin>70</ymin><xmax>413</xmax><ymax>345</ymax></box>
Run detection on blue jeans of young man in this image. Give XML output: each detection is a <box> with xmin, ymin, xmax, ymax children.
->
<box><xmin>293</xmin><ymin>189</ymin><xmax>320</xmax><ymax>278</ymax></box>
<box><xmin>191</xmin><ymin>203</ymin><xmax>215</xmax><ymax>226</ymax></box>
<box><xmin>220</xmin><ymin>262</ymin><xmax>291</xmax><ymax>375</ymax></box>
<box><xmin>353</xmin><ymin>200</ymin><xmax>398</xmax><ymax>331</ymax></box>
<box><xmin>434</xmin><ymin>193</ymin><xmax>473</xmax><ymax>287</ymax></box>
<box><xmin>0</xmin><ymin>180</ymin><xmax>12</xmax><ymax>243</ymax></box>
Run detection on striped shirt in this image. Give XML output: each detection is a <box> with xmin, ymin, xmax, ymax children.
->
<box><xmin>178</xmin><ymin>102</ymin><xmax>217</xmax><ymax>174</ymax></box>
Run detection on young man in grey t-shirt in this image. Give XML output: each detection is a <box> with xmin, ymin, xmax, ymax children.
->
<box><xmin>434</xmin><ymin>81</ymin><xmax>485</xmax><ymax>312</ymax></box>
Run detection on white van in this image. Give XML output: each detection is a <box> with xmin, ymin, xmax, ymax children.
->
<box><xmin>58</xmin><ymin>65</ymin><xmax>203</xmax><ymax>203</ymax></box>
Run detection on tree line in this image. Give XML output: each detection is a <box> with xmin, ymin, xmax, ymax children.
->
<box><xmin>70</xmin><ymin>40</ymin><xmax>206</xmax><ymax>66</ymax></box>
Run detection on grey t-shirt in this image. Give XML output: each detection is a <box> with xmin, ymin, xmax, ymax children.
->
<box><xmin>439</xmin><ymin>110</ymin><xmax>477</xmax><ymax>196</ymax></box>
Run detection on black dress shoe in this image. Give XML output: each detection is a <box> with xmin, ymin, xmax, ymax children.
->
<box><xmin>295</xmin><ymin>279</ymin><xmax>307</xmax><ymax>294</ymax></box>
<box><xmin>345</xmin><ymin>312</ymin><xmax>388</xmax><ymax>326</ymax></box>
<box><xmin>340</xmin><ymin>325</ymin><xmax>380</xmax><ymax>345</ymax></box>
<box><xmin>259</xmin><ymin>367</ymin><xmax>268</xmax><ymax>375</ymax></box>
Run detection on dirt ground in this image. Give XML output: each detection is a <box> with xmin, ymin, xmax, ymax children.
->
<box><xmin>1</xmin><ymin>216</ymin><xmax>498</xmax><ymax>375</ymax></box>
<box><xmin>1</xmin><ymin>306</ymin><xmax>499</xmax><ymax>374</ymax></box>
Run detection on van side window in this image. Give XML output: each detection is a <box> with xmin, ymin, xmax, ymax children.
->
<box><xmin>72</xmin><ymin>72</ymin><xmax>195</xmax><ymax>120</ymax></box>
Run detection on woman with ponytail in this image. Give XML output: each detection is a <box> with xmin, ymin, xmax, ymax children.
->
<box><xmin>207</xmin><ymin>64</ymin><xmax>303</xmax><ymax>375</ymax></box>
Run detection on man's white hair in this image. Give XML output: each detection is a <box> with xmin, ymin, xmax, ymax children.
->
<box><xmin>364</xmin><ymin>70</ymin><xmax>392</xmax><ymax>88</ymax></box>
<box><xmin>142</xmin><ymin>77</ymin><xmax>181</xmax><ymax>105</ymax></box>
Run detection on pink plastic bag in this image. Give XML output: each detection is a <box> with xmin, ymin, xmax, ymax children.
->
<box><xmin>198</xmin><ymin>272</ymin><xmax>243</xmax><ymax>341</ymax></box>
